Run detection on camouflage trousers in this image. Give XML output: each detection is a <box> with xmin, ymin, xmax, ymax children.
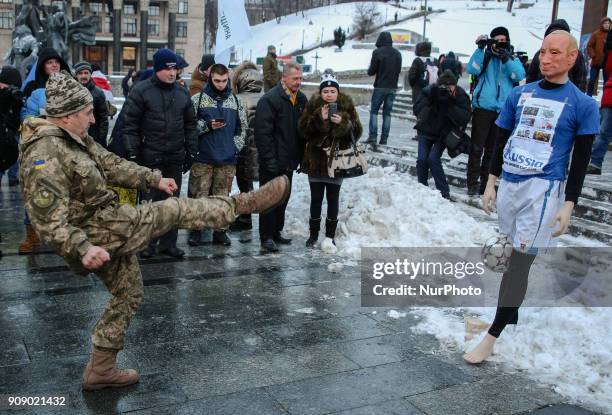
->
<box><xmin>82</xmin><ymin>196</ymin><xmax>236</xmax><ymax>350</ymax></box>
<box><xmin>188</xmin><ymin>163</ymin><xmax>236</xmax><ymax>230</ymax></box>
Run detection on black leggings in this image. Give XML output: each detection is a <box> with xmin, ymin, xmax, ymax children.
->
<box><xmin>488</xmin><ymin>249</ymin><xmax>537</xmax><ymax>338</ymax></box>
<box><xmin>309</xmin><ymin>181</ymin><xmax>341</xmax><ymax>220</ymax></box>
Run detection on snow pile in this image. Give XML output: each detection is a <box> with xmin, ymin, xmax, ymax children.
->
<box><xmin>411</xmin><ymin>307</ymin><xmax>612</xmax><ymax>413</ymax></box>
<box><xmin>285</xmin><ymin>166</ymin><xmax>494</xmax><ymax>258</ymax></box>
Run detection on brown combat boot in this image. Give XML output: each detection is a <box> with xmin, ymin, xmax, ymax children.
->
<box><xmin>18</xmin><ymin>224</ymin><xmax>41</xmax><ymax>255</ymax></box>
<box><xmin>232</xmin><ymin>175</ymin><xmax>290</xmax><ymax>215</ymax></box>
<box><xmin>82</xmin><ymin>348</ymin><xmax>139</xmax><ymax>391</ymax></box>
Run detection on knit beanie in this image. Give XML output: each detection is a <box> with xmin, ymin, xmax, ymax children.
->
<box><xmin>73</xmin><ymin>61</ymin><xmax>92</xmax><ymax>74</ymax></box>
<box><xmin>490</xmin><ymin>26</ymin><xmax>510</xmax><ymax>42</ymax></box>
<box><xmin>319</xmin><ymin>69</ymin><xmax>339</xmax><ymax>92</ymax></box>
<box><xmin>545</xmin><ymin>19</ymin><xmax>570</xmax><ymax>36</ymax></box>
<box><xmin>437</xmin><ymin>69</ymin><xmax>458</xmax><ymax>86</ymax></box>
<box><xmin>0</xmin><ymin>65</ymin><xmax>22</xmax><ymax>88</ymax></box>
<box><xmin>177</xmin><ymin>55</ymin><xmax>189</xmax><ymax>69</ymax></box>
<box><xmin>45</xmin><ymin>71</ymin><xmax>93</xmax><ymax>117</ymax></box>
<box><xmin>153</xmin><ymin>48</ymin><xmax>178</xmax><ymax>72</ymax></box>
<box><xmin>200</xmin><ymin>54</ymin><xmax>215</xmax><ymax>71</ymax></box>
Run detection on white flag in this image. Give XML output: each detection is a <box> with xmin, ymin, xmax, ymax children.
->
<box><xmin>215</xmin><ymin>0</ymin><xmax>251</xmax><ymax>66</ymax></box>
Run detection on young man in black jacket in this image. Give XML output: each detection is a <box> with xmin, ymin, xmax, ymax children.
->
<box><xmin>122</xmin><ymin>49</ymin><xmax>198</xmax><ymax>259</ymax></box>
<box><xmin>365</xmin><ymin>31</ymin><xmax>402</xmax><ymax>145</ymax></box>
<box><xmin>73</xmin><ymin>61</ymin><xmax>109</xmax><ymax>147</ymax></box>
<box><xmin>413</xmin><ymin>70</ymin><xmax>472</xmax><ymax>200</ymax></box>
<box><xmin>255</xmin><ymin>63</ymin><xmax>307</xmax><ymax>252</ymax></box>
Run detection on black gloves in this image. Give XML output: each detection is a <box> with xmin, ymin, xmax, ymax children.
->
<box><xmin>437</xmin><ymin>86</ymin><xmax>453</xmax><ymax>104</ymax></box>
<box><xmin>183</xmin><ymin>152</ymin><xmax>197</xmax><ymax>173</ymax></box>
<box><xmin>476</xmin><ymin>35</ymin><xmax>488</xmax><ymax>50</ymax></box>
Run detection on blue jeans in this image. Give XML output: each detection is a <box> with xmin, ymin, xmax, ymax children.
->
<box><xmin>368</xmin><ymin>88</ymin><xmax>396</xmax><ymax>141</ymax></box>
<box><xmin>587</xmin><ymin>66</ymin><xmax>609</xmax><ymax>96</ymax></box>
<box><xmin>417</xmin><ymin>136</ymin><xmax>449</xmax><ymax>198</ymax></box>
<box><xmin>591</xmin><ymin>107</ymin><xmax>612</xmax><ymax>168</ymax></box>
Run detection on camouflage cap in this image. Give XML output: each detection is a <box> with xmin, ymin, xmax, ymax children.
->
<box><xmin>45</xmin><ymin>70</ymin><xmax>93</xmax><ymax>118</ymax></box>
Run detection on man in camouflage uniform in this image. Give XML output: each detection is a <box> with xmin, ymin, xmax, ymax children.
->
<box><xmin>19</xmin><ymin>71</ymin><xmax>289</xmax><ymax>391</ymax></box>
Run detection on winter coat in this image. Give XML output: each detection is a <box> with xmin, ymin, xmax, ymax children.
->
<box><xmin>526</xmin><ymin>50</ymin><xmax>587</xmax><ymax>92</ymax></box>
<box><xmin>189</xmin><ymin>68</ymin><xmax>208</xmax><ymax>97</ymax></box>
<box><xmin>467</xmin><ymin>48</ymin><xmax>525</xmax><ymax>112</ymax></box>
<box><xmin>407</xmin><ymin>57</ymin><xmax>427</xmax><ymax>99</ymax></box>
<box><xmin>0</xmin><ymin>87</ymin><xmax>23</xmax><ymax>136</ymax></box>
<box><xmin>191</xmin><ymin>79</ymin><xmax>247</xmax><ymax>166</ymax></box>
<box><xmin>255</xmin><ymin>84</ymin><xmax>308</xmax><ymax>173</ymax></box>
<box><xmin>233</xmin><ymin>62</ymin><xmax>263</xmax><ymax>181</ymax></box>
<box><xmin>368</xmin><ymin>32</ymin><xmax>402</xmax><ymax>89</ymax></box>
<box><xmin>122</xmin><ymin>74</ymin><xmax>198</xmax><ymax>165</ymax></box>
<box><xmin>121</xmin><ymin>69</ymin><xmax>133</xmax><ymax>98</ymax></box>
<box><xmin>440</xmin><ymin>52</ymin><xmax>462</xmax><ymax>78</ymax></box>
<box><xmin>299</xmin><ymin>93</ymin><xmax>362</xmax><ymax>178</ymax></box>
<box><xmin>263</xmin><ymin>53</ymin><xmax>282</xmax><ymax>92</ymax></box>
<box><xmin>413</xmin><ymin>84</ymin><xmax>471</xmax><ymax>141</ymax></box>
<box><xmin>587</xmin><ymin>17</ymin><xmax>612</xmax><ymax>67</ymax></box>
<box><xmin>108</xmin><ymin>107</ymin><xmax>128</xmax><ymax>159</ymax></box>
<box><xmin>83</xmin><ymin>79</ymin><xmax>110</xmax><ymax>148</ymax></box>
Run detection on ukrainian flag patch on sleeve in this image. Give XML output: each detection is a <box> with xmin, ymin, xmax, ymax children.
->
<box><xmin>34</xmin><ymin>160</ymin><xmax>47</xmax><ymax>170</ymax></box>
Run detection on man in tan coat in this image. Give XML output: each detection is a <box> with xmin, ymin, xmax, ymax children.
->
<box><xmin>587</xmin><ymin>16</ymin><xmax>611</xmax><ymax>96</ymax></box>
<box><xmin>263</xmin><ymin>45</ymin><xmax>281</xmax><ymax>92</ymax></box>
<box><xmin>19</xmin><ymin>71</ymin><xmax>289</xmax><ymax>390</ymax></box>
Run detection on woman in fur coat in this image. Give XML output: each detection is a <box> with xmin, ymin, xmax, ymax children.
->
<box><xmin>299</xmin><ymin>70</ymin><xmax>362</xmax><ymax>247</ymax></box>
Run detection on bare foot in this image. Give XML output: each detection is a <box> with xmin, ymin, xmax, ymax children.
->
<box><xmin>463</xmin><ymin>333</ymin><xmax>497</xmax><ymax>364</ymax></box>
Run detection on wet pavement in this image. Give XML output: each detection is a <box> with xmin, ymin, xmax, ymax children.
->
<box><xmin>0</xmin><ymin>176</ymin><xmax>601</xmax><ymax>414</ymax></box>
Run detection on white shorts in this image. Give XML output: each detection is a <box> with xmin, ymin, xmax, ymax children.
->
<box><xmin>497</xmin><ymin>177</ymin><xmax>566</xmax><ymax>252</ymax></box>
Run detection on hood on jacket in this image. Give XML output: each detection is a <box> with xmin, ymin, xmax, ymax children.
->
<box><xmin>446</xmin><ymin>51</ymin><xmax>456</xmax><ymax>60</ymax></box>
<box><xmin>20</xmin><ymin>117</ymin><xmax>65</xmax><ymax>148</ymax></box>
<box><xmin>415</xmin><ymin>41</ymin><xmax>432</xmax><ymax>57</ymax></box>
<box><xmin>232</xmin><ymin>61</ymin><xmax>263</xmax><ymax>94</ymax></box>
<box><xmin>600</xmin><ymin>17</ymin><xmax>612</xmax><ymax>30</ymax></box>
<box><xmin>375</xmin><ymin>32</ymin><xmax>393</xmax><ymax>48</ymax></box>
<box><xmin>204</xmin><ymin>75</ymin><xmax>232</xmax><ymax>99</ymax></box>
<box><xmin>545</xmin><ymin>19</ymin><xmax>570</xmax><ymax>36</ymax></box>
<box><xmin>191</xmin><ymin>67</ymin><xmax>208</xmax><ymax>83</ymax></box>
<box><xmin>23</xmin><ymin>47</ymin><xmax>70</xmax><ymax>98</ymax></box>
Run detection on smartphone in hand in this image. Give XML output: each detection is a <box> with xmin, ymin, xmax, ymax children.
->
<box><xmin>328</xmin><ymin>103</ymin><xmax>338</xmax><ymax>118</ymax></box>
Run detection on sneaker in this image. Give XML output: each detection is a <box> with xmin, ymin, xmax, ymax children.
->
<box><xmin>363</xmin><ymin>137</ymin><xmax>377</xmax><ymax>145</ymax></box>
<box><xmin>261</xmin><ymin>239</ymin><xmax>279</xmax><ymax>253</ymax></box>
<box><xmin>378</xmin><ymin>139</ymin><xmax>388</xmax><ymax>145</ymax></box>
<box><xmin>139</xmin><ymin>246</ymin><xmax>155</xmax><ymax>259</ymax></box>
<box><xmin>273</xmin><ymin>234</ymin><xmax>292</xmax><ymax>245</ymax></box>
<box><xmin>586</xmin><ymin>164</ymin><xmax>602</xmax><ymax>175</ymax></box>
<box><xmin>443</xmin><ymin>194</ymin><xmax>456</xmax><ymax>203</ymax></box>
<box><xmin>158</xmin><ymin>247</ymin><xmax>185</xmax><ymax>258</ymax></box>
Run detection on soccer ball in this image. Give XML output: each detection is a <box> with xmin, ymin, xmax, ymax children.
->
<box><xmin>481</xmin><ymin>235</ymin><xmax>513</xmax><ymax>273</ymax></box>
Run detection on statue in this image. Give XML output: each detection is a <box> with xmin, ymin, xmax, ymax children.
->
<box><xmin>5</xmin><ymin>0</ymin><xmax>97</xmax><ymax>77</ymax></box>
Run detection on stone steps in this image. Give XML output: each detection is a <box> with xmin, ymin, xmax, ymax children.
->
<box><xmin>366</xmin><ymin>148</ymin><xmax>612</xmax><ymax>243</ymax></box>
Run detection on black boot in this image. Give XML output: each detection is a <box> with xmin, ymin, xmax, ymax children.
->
<box><xmin>305</xmin><ymin>218</ymin><xmax>321</xmax><ymax>248</ymax></box>
<box><xmin>325</xmin><ymin>218</ymin><xmax>339</xmax><ymax>245</ymax></box>
<box><xmin>188</xmin><ymin>230</ymin><xmax>202</xmax><ymax>246</ymax></box>
<box><xmin>212</xmin><ymin>230</ymin><xmax>231</xmax><ymax>246</ymax></box>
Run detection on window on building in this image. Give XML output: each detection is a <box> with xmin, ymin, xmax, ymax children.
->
<box><xmin>89</xmin><ymin>2</ymin><xmax>103</xmax><ymax>13</ymax></box>
<box><xmin>123</xmin><ymin>3</ymin><xmax>136</xmax><ymax>15</ymax></box>
<box><xmin>178</xmin><ymin>0</ymin><xmax>188</xmax><ymax>14</ymax></box>
<box><xmin>149</xmin><ymin>4</ymin><xmax>160</xmax><ymax>16</ymax></box>
<box><xmin>123</xmin><ymin>17</ymin><xmax>137</xmax><ymax>35</ymax></box>
<box><xmin>123</xmin><ymin>46</ymin><xmax>137</xmax><ymax>68</ymax></box>
<box><xmin>148</xmin><ymin>19</ymin><xmax>159</xmax><ymax>36</ymax></box>
<box><xmin>176</xmin><ymin>21</ymin><xmax>187</xmax><ymax>37</ymax></box>
<box><xmin>0</xmin><ymin>12</ymin><xmax>13</xmax><ymax>29</ymax></box>
<box><xmin>104</xmin><ymin>16</ymin><xmax>112</xmax><ymax>33</ymax></box>
<box><xmin>175</xmin><ymin>49</ymin><xmax>185</xmax><ymax>58</ymax></box>
<box><xmin>147</xmin><ymin>48</ymin><xmax>159</xmax><ymax>61</ymax></box>
<box><xmin>0</xmin><ymin>0</ymin><xmax>13</xmax><ymax>3</ymax></box>
<box><xmin>51</xmin><ymin>1</ymin><xmax>64</xmax><ymax>9</ymax></box>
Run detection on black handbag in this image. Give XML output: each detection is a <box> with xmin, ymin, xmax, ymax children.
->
<box><xmin>443</xmin><ymin>127</ymin><xmax>472</xmax><ymax>158</ymax></box>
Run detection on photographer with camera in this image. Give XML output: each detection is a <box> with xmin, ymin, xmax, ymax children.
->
<box><xmin>0</xmin><ymin>66</ymin><xmax>23</xmax><ymax>188</ymax></box>
<box><xmin>466</xmin><ymin>27</ymin><xmax>525</xmax><ymax>197</ymax></box>
<box><xmin>413</xmin><ymin>70</ymin><xmax>472</xmax><ymax>200</ymax></box>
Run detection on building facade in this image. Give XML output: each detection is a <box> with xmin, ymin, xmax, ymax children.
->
<box><xmin>1</xmin><ymin>0</ymin><xmax>205</xmax><ymax>74</ymax></box>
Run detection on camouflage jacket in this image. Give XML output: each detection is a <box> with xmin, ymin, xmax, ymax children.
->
<box><xmin>19</xmin><ymin>117</ymin><xmax>162</xmax><ymax>262</ymax></box>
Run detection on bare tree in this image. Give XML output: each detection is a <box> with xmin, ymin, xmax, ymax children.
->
<box><xmin>352</xmin><ymin>2</ymin><xmax>381</xmax><ymax>40</ymax></box>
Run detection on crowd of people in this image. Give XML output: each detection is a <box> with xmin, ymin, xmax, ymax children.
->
<box><xmin>0</xmin><ymin>16</ymin><xmax>608</xmax><ymax>388</ymax></box>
